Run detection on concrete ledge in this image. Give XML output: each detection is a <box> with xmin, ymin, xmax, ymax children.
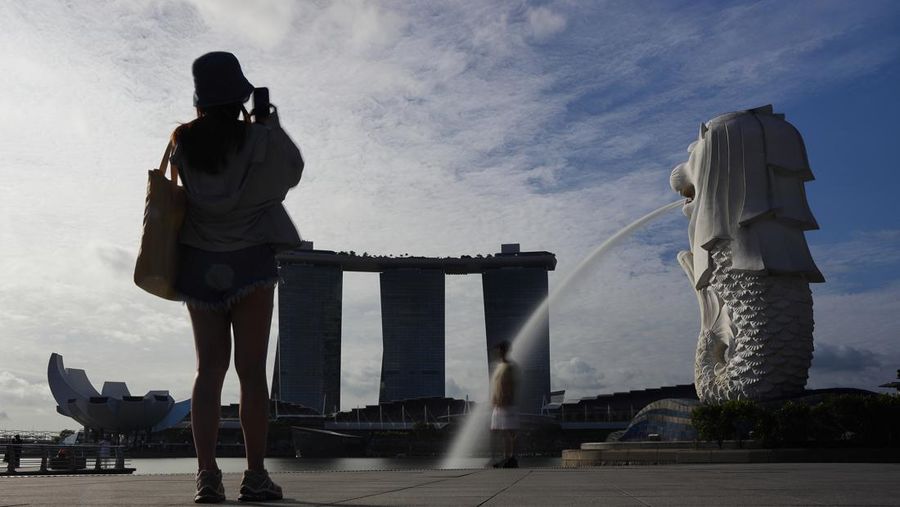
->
<box><xmin>580</xmin><ymin>440</ymin><xmax>760</xmax><ymax>450</ymax></box>
<box><xmin>561</xmin><ymin>447</ymin><xmax>900</xmax><ymax>467</ymax></box>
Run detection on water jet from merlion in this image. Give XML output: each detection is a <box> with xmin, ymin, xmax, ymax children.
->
<box><xmin>441</xmin><ymin>199</ymin><xmax>684</xmax><ymax>468</ymax></box>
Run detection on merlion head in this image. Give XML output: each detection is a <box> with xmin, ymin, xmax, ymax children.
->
<box><xmin>670</xmin><ymin>105</ymin><xmax>824</xmax><ymax>289</ymax></box>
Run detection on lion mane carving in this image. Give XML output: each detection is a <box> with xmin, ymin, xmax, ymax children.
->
<box><xmin>670</xmin><ymin>105</ymin><xmax>824</xmax><ymax>403</ymax></box>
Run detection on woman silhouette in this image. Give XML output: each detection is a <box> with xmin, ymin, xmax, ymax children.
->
<box><xmin>170</xmin><ymin>52</ymin><xmax>303</xmax><ymax>503</ymax></box>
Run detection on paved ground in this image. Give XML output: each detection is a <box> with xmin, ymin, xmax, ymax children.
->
<box><xmin>1</xmin><ymin>463</ymin><xmax>898</xmax><ymax>506</ymax></box>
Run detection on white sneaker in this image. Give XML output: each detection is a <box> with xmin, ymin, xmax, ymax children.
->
<box><xmin>194</xmin><ymin>469</ymin><xmax>225</xmax><ymax>503</ymax></box>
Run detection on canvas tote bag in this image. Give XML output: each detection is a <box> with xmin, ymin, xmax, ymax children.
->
<box><xmin>133</xmin><ymin>141</ymin><xmax>186</xmax><ymax>300</ymax></box>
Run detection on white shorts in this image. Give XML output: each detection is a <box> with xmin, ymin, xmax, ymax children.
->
<box><xmin>491</xmin><ymin>406</ymin><xmax>520</xmax><ymax>430</ymax></box>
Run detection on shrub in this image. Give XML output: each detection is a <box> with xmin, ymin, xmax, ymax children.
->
<box><xmin>722</xmin><ymin>400</ymin><xmax>759</xmax><ymax>445</ymax></box>
<box><xmin>694</xmin><ymin>394</ymin><xmax>900</xmax><ymax>448</ymax></box>
<box><xmin>691</xmin><ymin>403</ymin><xmax>727</xmax><ymax>448</ymax></box>
<box><xmin>817</xmin><ymin>394</ymin><xmax>900</xmax><ymax>446</ymax></box>
<box><xmin>692</xmin><ymin>400</ymin><xmax>760</xmax><ymax>448</ymax></box>
<box><xmin>770</xmin><ymin>401</ymin><xmax>812</xmax><ymax>447</ymax></box>
<box><xmin>865</xmin><ymin>394</ymin><xmax>900</xmax><ymax>445</ymax></box>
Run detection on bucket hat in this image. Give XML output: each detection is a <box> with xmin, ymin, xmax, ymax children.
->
<box><xmin>192</xmin><ymin>52</ymin><xmax>254</xmax><ymax>108</ymax></box>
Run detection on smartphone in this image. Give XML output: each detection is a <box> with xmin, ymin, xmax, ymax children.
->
<box><xmin>253</xmin><ymin>87</ymin><xmax>270</xmax><ymax>121</ymax></box>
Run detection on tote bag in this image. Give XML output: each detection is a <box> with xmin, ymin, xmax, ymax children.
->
<box><xmin>133</xmin><ymin>141</ymin><xmax>186</xmax><ymax>300</ymax></box>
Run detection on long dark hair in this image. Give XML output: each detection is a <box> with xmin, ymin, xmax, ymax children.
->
<box><xmin>172</xmin><ymin>102</ymin><xmax>247</xmax><ymax>174</ymax></box>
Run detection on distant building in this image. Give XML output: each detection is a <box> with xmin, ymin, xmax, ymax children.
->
<box><xmin>483</xmin><ymin>266</ymin><xmax>551</xmax><ymax>413</ymax></box>
<box><xmin>379</xmin><ymin>269</ymin><xmax>446</xmax><ymax>403</ymax></box>
<box><xmin>273</xmin><ymin>264</ymin><xmax>342</xmax><ymax>414</ymax></box>
<box><xmin>47</xmin><ymin>353</ymin><xmax>189</xmax><ymax>434</ymax></box>
<box><xmin>274</xmin><ymin>244</ymin><xmax>556</xmax><ymax>414</ymax></box>
<box><xmin>554</xmin><ymin>384</ymin><xmax>699</xmax><ymax>423</ymax></box>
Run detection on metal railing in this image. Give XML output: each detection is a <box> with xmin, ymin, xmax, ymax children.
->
<box><xmin>555</xmin><ymin>407</ymin><xmax>637</xmax><ymax>422</ymax></box>
<box><xmin>2</xmin><ymin>443</ymin><xmax>132</xmax><ymax>475</ymax></box>
<box><xmin>326</xmin><ymin>421</ymin><xmax>449</xmax><ymax>431</ymax></box>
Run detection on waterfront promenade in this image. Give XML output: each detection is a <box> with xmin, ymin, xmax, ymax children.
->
<box><xmin>1</xmin><ymin>463</ymin><xmax>898</xmax><ymax>506</ymax></box>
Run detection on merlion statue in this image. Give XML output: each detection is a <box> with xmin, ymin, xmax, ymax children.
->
<box><xmin>669</xmin><ymin>105</ymin><xmax>824</xmax><ymax>403</ymax></box>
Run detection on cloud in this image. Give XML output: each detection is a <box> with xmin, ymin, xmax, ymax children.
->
<box><xmin>0</xmin><ymin>371</ymin><xmax>52</xmax><ymax>402</ymax></box>
<box><xmin>0</xmin><ymin>370</ymin><xmax>69</xmax><ymax>429</ymax></box>
<box><xmin>445</xmin><ymin>377</ymin><xmax>468</xmax><ymax>400</ymax></box>
<box><xmin>527</xmin><ymin>7</ymin><xmax>567</xmax><ymax>41</ymax></box>
<box><xmin>552</xmin><ymin>357</ymin><xmax>606</xmax><ymax>393</ymax></box>
<box><xmin>185</xmin><ymin>0</ymin><xmax>297</xmax><ymax>49</ymax></box>
<box><xmin>805</xmin><ymin>279</ymin><xmax>900</xmax><ymax>388</ymax></box>
<box><xmin>812</xmin><ymin>343</ymin><xmax>881</xmax><ymax>372</ymax></box>
<box><xmin>811</xmin><ymin>230</ymin><xmax>900</xmax><ymax>290</ymax></box>
<box><xmin>94</xmin><ymin>243</ymin><xmax>137</xmax><ymax>276</ymax></box>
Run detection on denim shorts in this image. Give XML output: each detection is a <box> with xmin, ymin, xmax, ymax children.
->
<box><xmin>175</xmin><ymin>243</ymin><xmax>279</xmax><ymax>311</ymax></box>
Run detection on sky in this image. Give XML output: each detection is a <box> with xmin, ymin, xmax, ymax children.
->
<box><xmin>1</xmin><ymin>0</ymin><xmax>899</xmax><ymax>431</ymax></box>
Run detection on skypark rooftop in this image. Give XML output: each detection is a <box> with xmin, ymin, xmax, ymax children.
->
<box><xmin>276</xmin><ymin>244</ymin><xmax>557</xmax><ymax>274</ymax></box>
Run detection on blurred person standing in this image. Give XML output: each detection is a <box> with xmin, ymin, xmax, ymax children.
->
<box><xmin>490</xmin><ymin>341</ymin><xmax>520</xmax><ymax>468</ymax></box>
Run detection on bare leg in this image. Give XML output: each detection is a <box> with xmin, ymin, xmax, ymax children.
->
<box><xmin>231</xmin><ymin>286</ymin><xmax>275</xmax><ymax>471</ymax></box>
<box><xmin>188</xmin><ymin>306</ymin><xmax>232</xmax><ymax>472</ymax></box>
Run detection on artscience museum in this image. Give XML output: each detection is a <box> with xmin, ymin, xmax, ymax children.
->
<box><xmin>47</xmin><ymin>353</ymin><xmax>190</xmax><ymax>434</ymax></box>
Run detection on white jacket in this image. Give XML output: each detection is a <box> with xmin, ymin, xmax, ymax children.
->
<box><xmin>171</xmin><ymin>113</ymin><xmax>304</xmax><ymax>252</ymax></box>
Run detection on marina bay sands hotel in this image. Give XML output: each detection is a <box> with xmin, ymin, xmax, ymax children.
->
<box><xmin>271</xmin><ymin>243</ymin><xmax>557</xmax><ymax>414</ymax></box>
